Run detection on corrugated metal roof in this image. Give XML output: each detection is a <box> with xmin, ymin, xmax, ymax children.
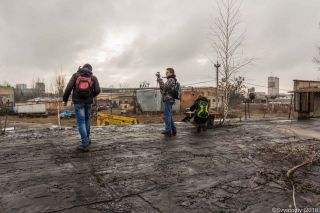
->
<box><xmin>293</xmin><ymin>79</ymin><xmax>320</xmax><ymax>83</ymax></box>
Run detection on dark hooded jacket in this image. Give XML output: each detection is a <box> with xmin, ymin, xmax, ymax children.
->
<box><xmin>190</xmin><ymin>96</ymin><xmax>210</xmax><ymax>113</ymax></box>
<box><xmin>63</xmin><ymin>68</ymin><xmax>101</xmax><ymax>104</ymax></box>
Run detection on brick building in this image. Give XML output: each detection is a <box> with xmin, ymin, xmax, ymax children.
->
<box><xmin>180</xmin><ymin>87</ymin><xmax>223</xmax><ymax>111</ymax></box>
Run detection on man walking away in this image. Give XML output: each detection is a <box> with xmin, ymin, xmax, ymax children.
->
<box><xmin>156</xmin><ymin>68</ymin><xmax>179</xmax><ymax>136</ymax></box>
<box><xmin>63</xmin><ymin>64</ymin><xmax>101</xmax><ymax>151</ymax></box>
<box><xmin>190</xmin><ymin>95</ymin><xmax>210</xmax><ymax>133</ymax></box>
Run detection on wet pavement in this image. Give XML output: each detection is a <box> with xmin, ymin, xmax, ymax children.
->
<box><xmin>0</xmin><ymin>119</ymin><xmax>319</xmax><ymax>213</ymax></box>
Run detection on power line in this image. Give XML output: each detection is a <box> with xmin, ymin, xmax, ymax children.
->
<box><xmin>183</xmin><ymin>80</ymin><xmax>215</xmax><ymax>87</ymax></box>
<box><xmin>244</xmin><ymin>81</ymin><xmax>290</xmax><ymax>92</ymax></box>
<box><xmin>181</xmin><ymin>79</ymin><xmax>291</xmax><ymax>92</ymax></box>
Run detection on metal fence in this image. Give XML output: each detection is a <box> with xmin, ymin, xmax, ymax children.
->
<box><xmin>136</xmin><ymin>89</ymin><xmax>180</xmax><ymax>112</ymax></box>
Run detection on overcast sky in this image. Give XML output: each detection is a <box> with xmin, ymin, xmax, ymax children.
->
<box><xmin>0</xmin><ymin>0</ymin><xmax>320</xmax><ymax>93</ymax></box>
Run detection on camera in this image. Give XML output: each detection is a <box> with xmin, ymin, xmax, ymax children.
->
<box><xmin>155</xmin><ymin>72</ymin><xmax>160</xmax><ymax>78</ymax></box>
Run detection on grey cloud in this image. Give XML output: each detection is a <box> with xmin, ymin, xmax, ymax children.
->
<box><xmin>0</xmin><ymin>0</ymin><xmax>114</xmax><ymax>70</ymax></box>
<box><xmin>0</xmin><ymin>0</ymin><xmax>320</xmax><ymax>91</ymax></box>
<box><xmin>108</xmin><ymin>18</ymin><xmax>208</xmax><ymax>68</ymax></box>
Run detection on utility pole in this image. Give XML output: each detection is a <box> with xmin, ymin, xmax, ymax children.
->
<box><xmin>3</xmin><ymin>100</ymin><xmax>9</xmax><ymax>134</ymax></box>
<box><xmin>110</xmin><ymin>88</ymin><xmax>113</xmax><ymax>115</ymax></box>
<box><xmin>288</xmin><ymin>94</ymin><xmax>293</xmax><ymax>119</ymax></box>
<box><xmin>0</xmin><ymin>102</ymin><xmax>3</xmax><ymax>135</ymax></box>
<box><xmin>214</xmin><ymin>61</ymin><xmax>221</xmax><ymax>110</ymax></box>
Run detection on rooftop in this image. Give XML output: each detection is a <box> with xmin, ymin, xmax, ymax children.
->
<box><xmin>293</xmin><ymin>79</ymin><xmax>320</xmax><ymax>83</ymax></box>
<box><xmin>1</xmin><ymin>121</ymin><xmax>319</xmax><ymax>212</ymax></box>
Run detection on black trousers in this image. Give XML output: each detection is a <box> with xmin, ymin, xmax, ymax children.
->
<box><xmin>194</xmin><ymin>116</ymin><xmax>208</xmax><ymax>125</ymax></box>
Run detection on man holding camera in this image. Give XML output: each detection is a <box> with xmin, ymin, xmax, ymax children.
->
<box><xmin>156</xmin><ymin>68</ymin><xmax>178</xmax><ymax>136</ymax></box>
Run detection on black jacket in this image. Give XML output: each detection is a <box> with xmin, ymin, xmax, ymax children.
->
<box><xmin>190</xmin><ymin>96</ymin><xmax>210</xmax><ymax>112</ymax></box>
<box><xmin>63</xmin><ymin>68</ymin><xmax>101</xmax><ymax>104</ymax></box>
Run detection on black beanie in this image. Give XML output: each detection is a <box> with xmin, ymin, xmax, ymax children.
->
<box><xmin>83</xmin><ymin>64</ymin><xmax>92</xmax><ymax>71</ymax></box>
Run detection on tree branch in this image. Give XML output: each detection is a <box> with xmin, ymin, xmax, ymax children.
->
<box><xmin>286</xmin><ymin>153</ymin><xmax>319</xmax><ymax>179</ymax></box>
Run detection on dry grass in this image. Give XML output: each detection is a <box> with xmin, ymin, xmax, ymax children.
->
<box><xmin>6</xmin><ymin>115</ymin><xmax>76</xmax><ymax>126</ymax></box>
<box><xmin>5</xmin><ymin>113</ymin><xmax>187</xmax><ymax>127</ymax></box>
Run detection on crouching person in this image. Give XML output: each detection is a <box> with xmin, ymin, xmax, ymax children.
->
<box><xmin>190</xmin><ymin>95</ymin><xmax>210</xmax><ymax>133</ymax></box>
<box><xmin>63</xmin><ymin>64</ymin><xmax>101</xmax><ymax>152</ymax></box>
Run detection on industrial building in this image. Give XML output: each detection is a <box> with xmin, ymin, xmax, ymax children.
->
<box><xmin>246</xmin><ymin>87</ymin><xmax>267</xmax><ymax>103</ymax></box>
<box><xmin>26</xmin><ymin>97</ymin><xmax>70</xmax><ymax>114</ymax></box>
<box><xmin>97</xmin><ymin>88</ymin><xmax>137</xmax><ymax>112</ymax></box>
<box><xmin>292</xmin><ymin>80</ymin><xmax>320</xmax><ymax>119</ymax></box>
<box><xmin>16</xmin><ymin>84</ymin><xmax>27</xmax><ymax>91</ymax></box>
<box><xmin>15</xmin><ymin>82</ymin><xmax>46</xmax><ymax>102</ymax></box>
<box><xmin>35</xmin><ymin>82</ymin><xmax>46</xmax><ymax>95</ymax></box>
<box><xmin>15</xmin><ymin>84</ymin><xmax>35</xmax><ymax>100</ymax></box>
<box><xmin>0</xmin><ymin>86</ymin><xmax>15</xmax><ymax>107</ymax></box>
<box><xmin>97</xmin><ymin>88</ymin><xmax>180</xmax><ymax>113</ymax></box>
<box><xmin>268</xmin><ymin>76</ymin><xmax>280</xmax><ymax>97</ymax></box>
<box><xmin>97</xmin><ymin>87</ymin><xmax>223</xmax><ymax>114</ymax></box>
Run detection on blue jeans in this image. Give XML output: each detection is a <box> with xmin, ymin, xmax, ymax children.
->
<box><xmin>74</xmin><ymin>104</ymin><xmax>92</xmax><ymax>146</ymax></box>
<box><xmin>164</xmin><ymin>100</ymin><xmax>176</xmax><ymax>133</ymax></box>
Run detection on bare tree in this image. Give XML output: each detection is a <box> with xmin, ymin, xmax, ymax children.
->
<box><xmin>140</xmin><ymin>81</ymin><xmax>150</xmax><ymax>88</ymax></box>
<box><xmin>1</xmin><ymin>82</ymin><xmax>11</xmax><ymax>87</ymax></box>
<box><xmin>49</xmin><ymin>82</ymin><xmax>55</xmax><ymax>98</ymax></box>
<box><xmin>119</xmin><ymin>82</ymin><xmax>130</xmax><ymax>88</ymax></box>
<box><xmin>31</xmin><ymin>77</ymin><xmax>35</xmax><ymax>89</ymax></box>
<box><xmin>55</xmin><ymin>74</ymin><xmax>65</xmax><ymax>128</ymax></box>
<box><xmin>30</xmin><ymin>77</ymin><xmax>44</xmax><ymax>98</ymax></box>
<box><xmin>314</xmin><ymin>47</ymin><xmax>320</xmax><ymax>66</ymax></box>
<box><xmin>55</xmin><ymin>74</ymin><xmax>65</xmax><ymax>98</ymax></box>
<box><xmin>209</xmin><ymin>0</ymin><xmax>253</xmax><ymax>124</ymax></box>
<box><xmin>233</xmin><ymin>76</ymin><xmax>246</xmax><ymax>95</ymax></box>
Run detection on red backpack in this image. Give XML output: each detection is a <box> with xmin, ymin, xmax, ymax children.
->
<box><xmin>75</xmin><ymin>75</ymin><xmax>93</xmax><ymax>99</ymax></box>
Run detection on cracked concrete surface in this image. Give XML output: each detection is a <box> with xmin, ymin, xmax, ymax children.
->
<box><xmin>0</xmin><ymin>120</ymin><xmax>319</xmax><ymax>212</ymax></box>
